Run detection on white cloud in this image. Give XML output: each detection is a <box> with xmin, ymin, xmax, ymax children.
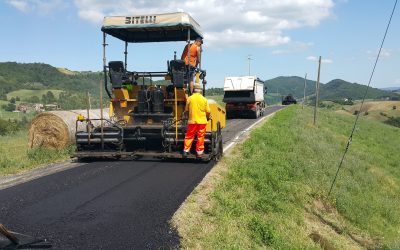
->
<box><xmin>395</xmin><ymin>78</ymin><xmax>400</xmax><ymax>84</ymax></box>
<box><xmin>7</xmin><ymin>0</ymin><xmax>30</xmax><ymax>12</ymax></box>
<box><xmin>307</xmin><ymin>56</ymin><xmax>318</xmax><ymax>61</ymax></box>
<box><xmin>380</xmin><ymin>49</ymin><xmax>391</xmax><ymax>59</ymax></box>
<box><xmin>72</xmin><ymin>0</ymin><xmax>334</xmax><ymax>48</ymax></box>
<box><xmin>6</xmin><ymin>0</ymin><xmax>67</xmax><ymax>14</ymax></box>
<box><xmin>306</xmin><ymin>56</ymin><xmax>333</xmax><ymax>64</ymax></box>
<box><xmin>367</xmin><ymin>48</ymin><xmax>392</xmax><ymax>60</ymax></box>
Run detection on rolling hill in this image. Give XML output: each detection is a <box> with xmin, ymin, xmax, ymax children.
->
<box><xmin>0</xmin><ymin>62</ymin><xmax>102</xmax><ymax>97</ymax></box>
<box><xmin>381</xmin><ymin>87</ymin><xmax>400</xmax><ymax>92</ymax></box>
<box><xmin>264</xmin><ymin>76</ymin><xmax>317</xmax><ymax>97</ymax></box>
<box><xmin>265</xmin><ymin>76</ymin><xmax>399</xmax><ymax>101</ymax></box>
<box><xmin>320</xmin><ymin>79</ymin><xmax>398</xmax><ymax>100</ymax></box>
<box><xmin>1</xmin><ymin>62</ymin><xmax>398</xmax><ymax>103</ymax></box>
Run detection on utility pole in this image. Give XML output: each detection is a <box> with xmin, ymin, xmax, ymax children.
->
<box><xmin>247</xmin><ymin>54</ymin><xmax>253</xmax><ymax>76</ymax></box>
<box><xmin>313</xmin><ymin>56</ymin><xmax>322</xmax><ymax>125</ymax></box>
<box><xmin>302</xmin><ymin>73</ymin><xmax>307</xmax><ymax>109</ymax></box>
<box><xmin>100</xmin><ymin>80</ymin><xmax>104</xmax><ymax>150</ymax></box>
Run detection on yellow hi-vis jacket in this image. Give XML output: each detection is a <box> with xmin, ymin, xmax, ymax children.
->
<box><xmin>185</xmin><ymin>93</ymin><xmax>211</xmax><ymax>124</ymax></box>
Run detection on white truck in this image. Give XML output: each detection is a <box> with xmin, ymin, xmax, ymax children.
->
<box><xmin>223</xmin><ymin>76</ymin><xmax>266</xmax><ymax>119</ymax></box>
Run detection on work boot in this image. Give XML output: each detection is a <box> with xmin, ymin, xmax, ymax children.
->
<box><xmin>196</xmin><ymin>152</ymin><xmax>204</xmax><ymax>159</ymax></box>
<box><xmin>182</xmin><ymin>151</ymin><xmax>189</xmax><ymax>158</ymax></box>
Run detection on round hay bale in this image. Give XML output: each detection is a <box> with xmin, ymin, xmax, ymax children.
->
<box><xmin>28</xmin><ymin>112</ymin><xmax>70</xmax><ymax>149</ymax></box>
<box><xmin>28</xmin><ymin>109</ymin><xmax>109</xmax><ymax>149</ymax></box>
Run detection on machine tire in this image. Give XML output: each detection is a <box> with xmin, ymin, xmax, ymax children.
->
<box><xmin>216</xmin><ymin>137</ymin><xmax>223</xmax><ymax>161</ymax></box>
<box><xmin>214</xmin><ymin>122</ymin><xmax>223</xmax><ymax>161</ymax></box>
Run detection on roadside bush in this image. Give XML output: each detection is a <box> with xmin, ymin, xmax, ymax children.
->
<box><xmin>3</xmin><ymin>103</ymin><xmax>16</xmax><ymax>111</ymax></box>
<box><xmin>0</xmin><ymin>118</ymin><xmax>28</xmax><ymax>136</ymax></box>
<box><xmin>0</xmin><ymin>119</ymin><xmax>19</xmax><ymax>135</ymax></box>
<box><xmin>384</xmin><ymin>117</ymin><xmax>400</xmax><ymax>128</ymax></box>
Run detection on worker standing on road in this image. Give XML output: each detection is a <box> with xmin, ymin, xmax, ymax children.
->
<box><xmin>183</xmin><ymin>83</ymin><xmax>211</xmax><ymax>157</ymax></box>
<box><xmin>181</xmin><ymin>37</ymin><xmax>202</xmax><ymax>94</ymax></box>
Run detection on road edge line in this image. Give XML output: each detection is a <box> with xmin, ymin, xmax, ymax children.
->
<box><xmin>223</xmin><ymin>112</ymin><xmax>275</xmax><ymax>153</ymax></box>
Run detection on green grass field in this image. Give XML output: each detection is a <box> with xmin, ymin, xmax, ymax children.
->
<box><xmin>207</xmin><ymin>95</ymin><xmax>224</xmax><ymax>106</ymax></box>
<box><xmin>0</xmin><ymin>131</ymin><xmax>73</xmax><ymax>176</ymax></box>
<box><xmin>6</xmin><ymin>89</ymin><xmax>63</xmax><ymax>101</ymax></box>
<box><xmin>0</xmin><ymin>100</ymin><xmax>8</xmax><ymax>106</ymax></box>
<box><xmin>174</xmin><ymin>105</ymin><xmax>400</xmax><ymax>249</ymax></box>
<box><xmin>0</xmin><ymin>109</ymin><xmax>37</xmax><ymax>121</ymax></box>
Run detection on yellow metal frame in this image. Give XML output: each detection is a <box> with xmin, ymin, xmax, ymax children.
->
<box><xmin>108</xmin><ymin>85</ymin><xmax>226</xmax><ymax>133</ymax></box>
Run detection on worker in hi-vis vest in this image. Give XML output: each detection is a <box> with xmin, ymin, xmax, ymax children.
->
<box><xmin>183</xmin><ymin>83</ymin><xmax>211</xmax><ymax>157</ymax></box>
<box><xmin>181</xmin><ymin>37</ymin><xmax>202</xmax><ymax>94</ymax></box>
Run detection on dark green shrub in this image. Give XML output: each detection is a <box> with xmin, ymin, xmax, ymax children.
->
<box><xmin>4</xmin><ymin>103</ymin><xmax>16</xmax><ymax>112</ymax></box>
<box><xmin>384</xmin><ymin>117</ymin><xmax>400</xmax><ymax>128</ymax></box>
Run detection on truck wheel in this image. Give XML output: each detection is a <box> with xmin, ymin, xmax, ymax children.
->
<box><xmin>252</xmin><ymin>106</ymin><xmax>260</xmax><ymax>119</ymax></box>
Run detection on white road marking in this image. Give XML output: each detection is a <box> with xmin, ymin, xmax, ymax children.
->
<box><xmin>223</xmin><ymin>112</ymin><xmax>276</xmax><ymax>152</ymax></box>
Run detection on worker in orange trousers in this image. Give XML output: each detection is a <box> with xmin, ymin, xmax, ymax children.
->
<box><xmin>183</xmin><ymin>83</ymin><xmax>210</xmax><ymax>157</ymax></box>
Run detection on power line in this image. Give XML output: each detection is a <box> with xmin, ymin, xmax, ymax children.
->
<box><xmin>328</xmin><ymin>0</ymin><xmax>398</xmax><ymax>196</ymax></box>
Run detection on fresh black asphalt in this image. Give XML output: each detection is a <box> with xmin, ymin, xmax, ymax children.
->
<box><xmin>0</xmin><ymin>106</ymin><xmax>283</xmax><ymax>249</ymax></box>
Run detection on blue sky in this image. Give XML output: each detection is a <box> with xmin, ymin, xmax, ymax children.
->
<box><xmin>0</xmin><ymin>0</ymin><xmax>399</xmax><ymax>88</ymax></box>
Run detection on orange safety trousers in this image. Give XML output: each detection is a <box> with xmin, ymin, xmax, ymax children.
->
<box><xmin>183</xmin><ymin>124</ymin><xmax>207</xmax><ymax>154</ymax></box>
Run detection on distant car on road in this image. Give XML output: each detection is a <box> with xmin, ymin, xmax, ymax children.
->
<box><xmin>282</xmin><ymin>94</ymin><xmax>297</xmax><ymax>105</ymax></box>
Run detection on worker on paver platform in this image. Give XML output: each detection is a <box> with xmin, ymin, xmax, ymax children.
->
<box><xmin>183</xmin><ymin>83</ymin><xmax>210</xmax><ymax>157</ymax></box>
<box><xmin>181</xmin><ymin>37</ymin><xmax>202</xmax><ymax>94</ymax></box>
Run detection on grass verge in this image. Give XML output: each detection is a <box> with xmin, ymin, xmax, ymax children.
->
<box><xmin>173</xmin><ymin>105</ymin><xmax>400</xmax><ymax>249</ymax></box>
<box><xmin>207</xmin><ymin>95</ymin><xmax>224</xmax><ymax>106</ymax></box>
<box><xmin>0</xmin><ymin>130</ymin><xmax>73</xmax><ymax>176</ymax></box>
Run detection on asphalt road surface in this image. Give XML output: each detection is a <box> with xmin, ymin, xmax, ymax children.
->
<box><xmin>0</xmin><ymin>106</ymin><xmax>283</xmax><ymax>249</ymax></box>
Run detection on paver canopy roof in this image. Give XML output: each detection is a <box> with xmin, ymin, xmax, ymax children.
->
<box><xmin>101</xmin><ymin>12</ymin><xmax>203</xmax><ymax>43</ymax></box>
